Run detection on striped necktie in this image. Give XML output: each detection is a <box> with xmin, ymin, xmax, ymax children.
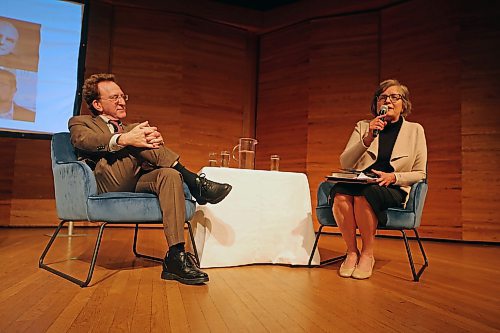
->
<box><xmin>109</xmin><ymin>120</ymin><xmax>123</xmax><ymax>133</ymax></box>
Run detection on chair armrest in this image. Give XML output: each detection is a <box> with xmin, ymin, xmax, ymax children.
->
<box><xmin>52</xmin><ymin>160</ymin><xmax>98</xmax><ymax>220</ymax></box>
<box><xmin>317</xmin><ymin>181</ymin><xmax>335</xmax><ymax>207</ymax></box>
<box><xmin>316</xmin><ymin>181</ymin><xmax>337</xmax><ymax>227</ymax></box>
<box><xmin>409</xmin><ymin>181</ymin><xmax>428</xmax><ymax>228</ymax></box>
<box><xmin>405</xmin><ymin>181</ymin><xmax>428</xmax><ymax>213</ymax></box>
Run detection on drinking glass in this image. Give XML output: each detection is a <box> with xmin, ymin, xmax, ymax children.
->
<box><xmin>208</xmin><ymin>152</ymin><xmax>217</xmax><ymax>167</ymax></box>
<box><xmin>270</xmin><ymin>154</ymin><xmax>280</xmax><ymax>171</ymax></box>
<box><xmin>221</xmin><ymin>151</ymin><xmax>230</xmax><ymax>167</ymax></box>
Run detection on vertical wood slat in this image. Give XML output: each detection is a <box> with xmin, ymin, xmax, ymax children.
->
<box><xmin>256</xmin><ymin>24</ymin><xmax>310</xmax><ymax>173</ymax></box>
<box><xmin>111</xmin><ymin>8</ymin><xmax>184</xmax><ymax>156</ymax></box>
<box><xmin>380</xmin><ymin>0</ymin><xmax>462</xmax><ymax>239</ymax></box>
<box><xmin>180</xmin><ymin>18</ymin><xmax>256</xmax><ymax>171</ymax></box>
<box><xmin>0</xmin><ymin>138</ymin><xmax>16</xmax><ymax>226</ymax></box>
<box><xmin>307</xmin><ymin>13</ymin><xmax>380</xmax><ymax>226</ymax></box>
<box><xmin>459</xmin><ymin>2</ymin><xmax>500</xmax><ymax>241</ymax></box>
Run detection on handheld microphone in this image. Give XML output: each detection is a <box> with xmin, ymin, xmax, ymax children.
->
<box><xmin>373</xmin><ymin>105</ymin><xmax>388</xmax><ymax>138</ymax></box>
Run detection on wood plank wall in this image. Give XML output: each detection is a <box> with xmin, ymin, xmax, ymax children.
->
<box><xmin>1</xmin><ymin>0</ymin><xmax>498</xmax><ymax>242</ymax></box>
<box><xmin>0</xmin><ymin>1</ymin><xmax>256</xmax><ymax>227</ymax></box>
<box><xmin>256</xmin><ymin>0</ymin><xmax>500</xmax><ymax>241</ymax></box>
<box><xmin>459</xmin><ymin>2</ymin><xmax>500</xmax><ymax>241</ymax></box>
<box><xmin>380</xmin><ymin>0</ymin><xmax>462</xmax><ymax>239</ymax></box>
<box><xmin>257</xmin><ymin>23</ymin><xmax>310</xmax><ymax>173</ymax></box>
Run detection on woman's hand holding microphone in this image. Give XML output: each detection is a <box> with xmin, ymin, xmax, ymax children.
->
<box><xmin>363</xmin><ymin>105</ymin><xmax>388</xmax><ymax>146</ymax></box>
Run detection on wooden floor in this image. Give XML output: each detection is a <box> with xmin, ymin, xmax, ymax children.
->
<box><xmin>0</xmin><ymin>227</ymin><xmax>499</xmax><ymax>333</ymax></box>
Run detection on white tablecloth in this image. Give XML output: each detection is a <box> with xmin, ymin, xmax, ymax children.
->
<box><xmin>192</xmin><ymin>167</ymin><xmax>320</xmax><ymax>268</ymax></box>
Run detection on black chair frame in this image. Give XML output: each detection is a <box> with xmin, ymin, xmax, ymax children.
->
<box><xmin>39</xmin><ymin>220</ymin><xmax>199</xmax><ymax>288</ymax></box>
<box><xmin>308</xmin><ymin>226</ymin><xmax>428</xmax><ymax>282</ymax></box>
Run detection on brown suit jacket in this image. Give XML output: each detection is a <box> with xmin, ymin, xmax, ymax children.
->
<box><xmin>68</xmin><ymin>115</ymin><xmax>137</xmax><ymax>168</ymax></box>
<box><xmin>340</xmin><ymin>118</ymin><xmax>427</xmax><ymax>196</ymax></box>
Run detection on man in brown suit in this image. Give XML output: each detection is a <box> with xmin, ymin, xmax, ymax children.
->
<box><xmin>69</xmin><ymin>73</ymin><xmax>232</xmax><ymax>285</ymax></box>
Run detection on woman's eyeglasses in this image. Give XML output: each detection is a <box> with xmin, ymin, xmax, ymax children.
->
<box><xmin>377</xmin><ymin>94</ymin><xmax>402</xmax><ymax>103</ymax></box>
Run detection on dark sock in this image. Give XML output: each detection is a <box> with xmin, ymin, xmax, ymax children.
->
<box><xmin>169</xmin><ymin>242</ymin><xmax>185</xmax><ymax>255</ymax></box>
<box><xmin>173</xmin><ymin>161</ymin><xmax>198</xmax><ymax>191</ymax></box>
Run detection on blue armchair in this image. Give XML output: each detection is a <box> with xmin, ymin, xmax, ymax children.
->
<box><xmin>309</xmin><ymin>180</ymin><xmax>429</xmax><ymax>281</ymax></box>
<box><xmin>39</xmin><ymin>132</ymin><xmax>198</xmax><ymax>287</ymax></box>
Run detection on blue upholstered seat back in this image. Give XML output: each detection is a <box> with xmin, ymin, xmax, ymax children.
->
<box><xmin>51</xmin><ymin>132</ymin><xmax>97</xmax><ymax>220</ymax></box>
<box><xmin>51</xmin><ymin>132</ymin><xmax>77</xmax><ymax>164</ymax></box>
<box><xmin>315</xmin><ymin>180</ymin><xmax>428</xmax><ymax>230</ymax></box>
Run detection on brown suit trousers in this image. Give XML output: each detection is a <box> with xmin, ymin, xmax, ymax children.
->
<box><xmin>69</xmin><ymin>115</ymin><xmax>186</xmax><ymax>246</ymax></box>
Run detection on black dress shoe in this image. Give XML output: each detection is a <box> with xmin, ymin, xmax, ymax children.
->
<box><xmin>161</xmin><ymin>251</ymin><xmax>209</xmax><ymax>285</ymax></box>
<box><xmin>192</xmin><ymin>173</ymin><xmax>232</xmax><ymax>205</ymax></box>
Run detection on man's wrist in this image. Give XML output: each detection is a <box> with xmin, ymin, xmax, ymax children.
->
<box><xmin>116</xmin><ymin>134</ymin><xmax>125</xmax><ymax>146</ymax></box>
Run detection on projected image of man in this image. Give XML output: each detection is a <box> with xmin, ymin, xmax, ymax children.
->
<box><xmin>0</xmin><ymin>17</ymin><xmax>40</xmax><ymax>72</ymax></box>
<box><xmin>0</xmin><ymin>69</ymin><xmax>35</xmax><ymax>122</ymax></box>
<box><xmin>0</xmin><ymin>20</ymin><xmax>18</xmax><ymax>56</ymax></box>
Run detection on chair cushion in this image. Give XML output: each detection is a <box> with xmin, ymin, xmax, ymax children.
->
<box><xmin>87</xmin><ymin>191</ymin><xmax>196</xmax><ymax>223</ymax></box>
<box><xmin>315</xmin><ymin>181</ymin><xmax>426</xmax><ymax>230</ymax></box>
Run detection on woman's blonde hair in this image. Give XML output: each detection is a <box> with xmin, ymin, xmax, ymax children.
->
<box><xmin>370</xmin><ymin>79</ymin><xmax>412</xmax><ymax>117</ymax></box>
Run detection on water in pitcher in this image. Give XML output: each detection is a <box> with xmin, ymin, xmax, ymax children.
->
<box><xmin>239</xmin><ymin>150</ymin><xmax>255</xmax><ymax>169</ymax></box>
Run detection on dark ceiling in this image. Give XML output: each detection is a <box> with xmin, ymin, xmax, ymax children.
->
<box><xmin>212</xmin><ymin>0</ymin><xmax>300</xmax><ymax>11</ymax></box>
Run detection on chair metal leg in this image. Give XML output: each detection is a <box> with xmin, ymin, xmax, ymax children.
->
<box><xmin>186</xmin><ymin>220</ymin><xmax>200</xmax><ymax>267</ymax></box>
<box><xmin>308</xmin><ymin>225</ymin><xmax>347</xmax><ymax>267</ymax></box>
<box><xmin>132</xmin><ymin>224</ymin><xmax>163</xmax><ymax>263</ymax></box>
<box><xmin>39</xmin><ymin>220</ymin><xmax>67</xmax><ymax>266</ymax></box>
<box><xmin>400</xmin><ymin>228</ymin><xmax>429</xmax><ymax>282</ymax></box>
<box><xmin>39</xmin><ymin>221</ymin><xmax>108</xmax><ymax>287</ymax></box>
<box><xmin>132</xmin><ymin>221</ymin><xmax>201</xmax><ymax>266</ymax></box>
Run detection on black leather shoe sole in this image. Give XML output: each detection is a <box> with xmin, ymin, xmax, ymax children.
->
<box><xmin>161</xmin><ymin>271</ymin><xmax>209</xmax><ymax>285</ymax></box>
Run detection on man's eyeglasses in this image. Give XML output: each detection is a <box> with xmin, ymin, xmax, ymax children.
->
<box><xmin>99</xmin><ymin>94</ymin><xmax>129</xmax><ymax>103</ymax></box>
<box><xmin>377</xmin><ymin>94</ymin><xmax>402</xmax><ymax>103</ymax></box>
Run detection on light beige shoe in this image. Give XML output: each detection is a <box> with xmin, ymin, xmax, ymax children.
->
<box><xmin>338</xmin><ymin>253</ymin><xmax>359</xmax><ymax>278</ymax></box>
<box><xmin>339</xmin><ymin>261</ymin><xmax>356</xmax><ymax>278</ymax></box>
<box><xmin>352</xmin><ymin>257</ymin><xmax>375</xmax><ymax>280</ymax></box>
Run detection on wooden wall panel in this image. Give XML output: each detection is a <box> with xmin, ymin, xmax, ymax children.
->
<box><xmin>380</xmin><ymin>0</ymin><xmax>462</xmax><ymax>239</ymax></box>
<box><xmin>10</xmin><ymin>139</ymin><xmax>55</xmax><ymax>226</ymax></box>
<box><xmin>0</xmin><ymin>138</ymin><xmax>16</xmax><ymax>226</ymax></box>
<box><xmin>180</xmin><ymin>18</ymin><xmax>256</xmax><ymax>171</ymax></box>
<box><xmin>257</xmin><ymin>0</ymin><xmax>499</xmax><ymax>241</ymax></box>
<box><xmin>84</xmin><ymin>1</ymin><xmax>112</xmax><ymax>75</ymax></box>
<box><xmin>256</xmin><ymin>24</ymin><xmax>310</xmax><ymax>172</ymax></box>
<box><xmin>79</xmin><ymin>1</ymin><xmax>113</xmax><ymax>115</ymax></box>
<box><xmin>1</xmin><ymin>2</ymin><xmax>255</xmax><ymax>227</ymax></box>
<box><xmin>0</xmin><ymin>2</ymin><xmax>113</xmax><ymax>227</ymax></box>
<box><xmin>307</xmin><ymin>13</ymin><xmax>379</xmax><ymax>226</ymax></box>
<box><xmin>459</xmin><ymin>2</ymin><xmax>500</xmax><ymax>241</ymax></box>
<box><xmin>2</xmin><ymin>0</ymin><xmax>499</xmax><ymax>242</ymax></box>
<box><xmin>111</xmin><ymin>8</ymin><xmax>184</xmax><ymax>155</ymax></box>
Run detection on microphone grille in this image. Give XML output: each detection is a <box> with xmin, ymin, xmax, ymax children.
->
<box><xmin>380</xmin><ymin>105</ymin><xmax>388</xmax><ymax>115</ymax></box>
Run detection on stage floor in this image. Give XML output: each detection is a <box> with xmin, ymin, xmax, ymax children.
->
<box><xmin>0</xmin><ymin>227</ymin><xmax>498</xmax><ymax>332</ymax></box>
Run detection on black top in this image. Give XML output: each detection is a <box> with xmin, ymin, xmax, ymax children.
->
<box><xmin>364</xmin><ymin>116</ymin><xmax>403</xmax><ymax>173</ymax></box>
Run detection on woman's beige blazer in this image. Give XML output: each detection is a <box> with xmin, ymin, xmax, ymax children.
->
<box><xmin>340</xmin><ymin>118</ymin><xmax>427</xmax><ymax>195</ymax></box>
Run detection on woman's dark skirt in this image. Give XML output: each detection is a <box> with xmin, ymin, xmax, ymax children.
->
<box><xmin>329</xmin><ymin>183</ymin><xmax>407</xmax><ymax>226</ymax></box>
